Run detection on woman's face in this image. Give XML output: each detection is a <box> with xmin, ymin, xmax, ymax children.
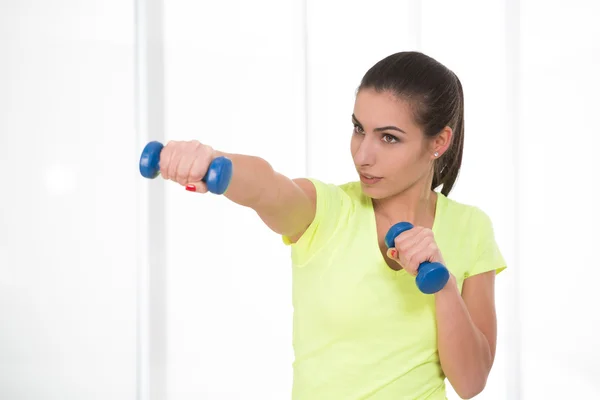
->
<box><xmin>350</xmin><ymin>88</ymin><xmax>440</xmax><ymax>199</ymax></box>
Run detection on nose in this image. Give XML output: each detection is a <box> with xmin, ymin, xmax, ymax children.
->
<box><xmin>353</xmin><ymin>135</ymin><xmax>377</xmax><ymax>167</ymax></box>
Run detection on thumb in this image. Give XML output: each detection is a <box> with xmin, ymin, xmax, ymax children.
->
<box><xmin>386</xmin><ymin>248</ymin><xmax>403</xmax><ymax>268</ymax></box>
<box><xmin>185</xmin><ymin>181</ymin><xmax>208</xmax><ymax>194</ymax></box>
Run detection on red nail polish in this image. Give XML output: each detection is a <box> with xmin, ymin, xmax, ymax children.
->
<box><xmin>391</xmin><ymin>249</ymin><xmax>397</xmax><ymax>258</ymax></box>
<box><xmin>186</xmin><ymin>184</ymin><xmax>196</xmax><ymax>192</ymax></box>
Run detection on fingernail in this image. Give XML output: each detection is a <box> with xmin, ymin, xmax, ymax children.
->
<box><xmin>391</xmin><ymin>249</ymin><xmax>397</xmax><ymax>258</ymax></box>
<box><xmin>185</xmin><ymin>184</ymin><xmax>196</xmax><ymax>192</ymax></box>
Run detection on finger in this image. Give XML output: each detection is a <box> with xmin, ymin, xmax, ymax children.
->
<box><xmin>427</xmin><ymin>242</ymin><xmax>444</xmax><ymax>264</ymax></box>
<box><xmin>407</xmin><ymin>237</ymin><xmax>442</xmax><ymax>275</ymax></box>
<box><xmin>177</xmin><ymin>141</ymin><xmax>203</xmax><ymax>185</ymax></box>
<box><xmin>411</xmin><ymin>248</ymin><xmax>434</xmax><ymax>275</ymax></box>
<box><xmin>386</xmin><ymin>248</ymin><xmax>403</xmax><ymax>271</ymax></box>
<box><xmin>387</xmin><ymin>248</ymin><xmax>399</xmax><ymax>261</ymax></box>
<box><xmin>402</xmin><ymin>240</ymin><xmax>432</xmax><ymax>275</ymax></box>
<box><xmin>394</xmin><ymin>227</ymin><xmax>428</xmax><ymax>252</ymax></box>
<box><xmin>176</xmin><ymin>154</ymin><xmax>195</xmax><ymax>186</ymax></box>
<box><xmin>185</xmin><ymin>181</ymin><xmax>208</xmax><ymax>194</ymax></box>
<box><xmin>188</xmin><ymin>152</ymin><xmax>209</xmax><ymax>183</ymax></box>
<box><xmin>168</xmin><ymin>143</ymin><xmax>183</xmax><ymax>182</ymax></box>
<box><xmin>159</xmin><ymin>141</ymin><xmax>175</xmax><ymax>180</ymax></box>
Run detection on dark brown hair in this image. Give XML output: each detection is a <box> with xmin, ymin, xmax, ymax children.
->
<box><xmin>358</xmin><ymin>51</ymin><xmax>464</xmax><ymax>196</ymax></box>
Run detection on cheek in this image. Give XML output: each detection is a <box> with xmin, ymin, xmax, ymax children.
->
<box><xmin>386</xmin><ymin>144</ymin><xmax>423</xmax><ymax>178</ymax></box>
<box><xmin>419</xmin><ymin>139</ymin><xmax>435</xmax><ymax>159</ymax></box>
<box><xmin>350</xmin><ymin>135</ymin><xmax>360</xmax><ymax>157</ymax></box>
<box><xmin>417</xmin><ymin>145</ymin><xmax>434</xmax><ymax>168</ymax></box>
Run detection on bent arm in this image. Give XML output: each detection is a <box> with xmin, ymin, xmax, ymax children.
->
<box><xmin>214</xmin><ymin>150</ymin><xmax>316</xmax><ymax>240</ymax></box>
<box><xmin>434</xmin><ymin>272</ymin><xmax>497</xmax><ymax>399</ymax></box>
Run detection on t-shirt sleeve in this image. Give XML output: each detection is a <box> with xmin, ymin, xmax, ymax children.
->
<box><xmin>281</xmin><ymin>178</ymin><xmax>348</xmax><ymax>266</ymax></box>
<box><xmin>465</xmin><ymin>207</ymin><xmax>507</xmax><ymax>278</ymax></box>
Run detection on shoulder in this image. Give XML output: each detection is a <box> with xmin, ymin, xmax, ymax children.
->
<box><xmin>293</xmin><ymin>178</ymin><xmax>363</xmax><ymax>207</ymax></box>
<box><xmin>338</xmin><ymin>180</ymin><xmax>364</xmax><ymax>201</ymax></box>
<box><xmin>438</xmin><ymin>193</ymin><xmax>506</xmax><ymax>278</ymax></box>
<box><xmin>436</xmin><ymin>193</ymin><xmax>501</xmax><ymax>258</ymax></box>
<box><xmin>439</xmin><ymin>193</ymin><xmax>495</xmax><ymax>232</ymax></box>
<box><xmin>282</xmin><ymin>179</ymin><xmax>363</xmax><ymax>265</ymax></box>
<box><xmin>299</xmin><ymin>178</ymin><xmax>361</xmax><ymax>195</ymax></box>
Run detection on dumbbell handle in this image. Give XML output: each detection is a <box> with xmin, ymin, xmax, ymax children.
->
<box><xmin>139</xmin><ymin>141</ymin><xmax>233</xmax><ymax>195</ymax></box>
<box><xmin>384</xmin><ymin>222</ymin><xmax>450</xmax><ymax>294</ymax></box>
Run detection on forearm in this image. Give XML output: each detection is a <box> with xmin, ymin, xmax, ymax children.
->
<box><xmin>213</xmin><ymin>150</ymin><xmax>276</xmax><ymax>209</ymax></box>
<box><xmin>213</xmin><ymin>150</ymin><xmax>314</xmax><ymax>237</ymax></box>
<box><xmin>435</xmin><ymin>275</ymin><xmax>492</xmax><ymax>398</ymax></box>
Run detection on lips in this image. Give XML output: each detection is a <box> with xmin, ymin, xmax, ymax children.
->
<box><xmin>359</xmin><ymin>173</ymin><xmax>382</xmax><ymax>185</ymax></box>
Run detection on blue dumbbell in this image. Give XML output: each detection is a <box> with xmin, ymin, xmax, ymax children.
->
<box><xmin>384</xmin><ymin>222</ymin><xmax>450</xmax><ymax>294</ymax></box>
<box><xmin>139</xmin><ymin>141</ymin><xmax>233</xmax><ymax>195</ymax></box>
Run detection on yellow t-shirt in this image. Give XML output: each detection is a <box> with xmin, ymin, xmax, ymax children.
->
<box><xmin>282</xmin><ymin>179</ymin><xmax>506</xmax><ymax>400</ymax></box>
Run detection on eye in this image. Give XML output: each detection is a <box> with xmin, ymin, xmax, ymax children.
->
<box><xmin>353</xmin><ymin>124</ymin><xmax>365</xmax><ymax>135</ymax></box>
<box><xmin>382</xmin><ymin>133</ymin><xmax>399</xmax><ymax>144</ymax></box>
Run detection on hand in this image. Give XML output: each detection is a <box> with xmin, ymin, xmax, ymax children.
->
<box><xmin>386</xmin><ymin>226</ymin><xmax>445</xmax><ymax>276</ymax></box>
<box><xmin>159</xmin><ymin>140</ymin><xmax>216</xmax><ymax>193</ymax></box>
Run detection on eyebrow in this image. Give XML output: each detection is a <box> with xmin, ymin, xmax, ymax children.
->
<box><xmin>352</xmin><ymin>114</ymin><xmax>406</xmax><ymax>134</ymax></box>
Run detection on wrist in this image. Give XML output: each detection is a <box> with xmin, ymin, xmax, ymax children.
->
<box><xmin>212</xmin><ymin>147</ymin><xmax>224</xmax><ymax>160</ymax></box>
<box><xmin>436</xmin><ymin>273</ymin><xmax>458</xmax><ymax>296</ymax></box>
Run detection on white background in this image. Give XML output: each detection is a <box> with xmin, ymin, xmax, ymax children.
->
<box><xmin>1</xmin><ymin>0</ymin><xmax>599</xmax><ymax>399</ymax></box>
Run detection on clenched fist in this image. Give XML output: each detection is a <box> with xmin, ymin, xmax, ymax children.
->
<box><xmin>159</xmin><ymin>140</ymin><xmax>216</xmax><ymax>193</ymax></box>
<box><xmin>386</xmin><ymin>226</ymin><xmax>445</xmax><ymax>276</ymax></box>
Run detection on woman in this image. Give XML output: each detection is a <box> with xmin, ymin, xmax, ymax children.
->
<box><xmin>158</xmin><ymin>51</ymin><xmax>506</xmax><ymax>399</ymax></box>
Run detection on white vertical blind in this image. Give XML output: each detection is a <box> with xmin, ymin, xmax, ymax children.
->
<box><xmin>519</xmin><ymin>0</ymin><xmax>600</xmax><ymax>398</ymax></box>
<box><xmin>0</xmin><ymin>1</ymin><xmax>137</xmax><ymax>399</ymax></box>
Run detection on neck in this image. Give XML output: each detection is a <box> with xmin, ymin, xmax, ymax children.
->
<box><xmin>372</xmin><ymin>175</ymin><xmax>438</xmax><ymax>228</ymax></box>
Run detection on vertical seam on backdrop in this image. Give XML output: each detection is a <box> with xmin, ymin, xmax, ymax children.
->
<box><xmin>148</xmin><ymin>0</ymin><xmax>167</xmax><ymax>397</ymax></box>
<box><xmin>506</xmin><ymin>0</ymin><xmax>522</xmax><ymax>397</ymax></box>
<box><xmin>135</xmin><ymin>0</ymin><xmax>167</xmax><ymax>399</ymax></box>
<box><xmin>134</xmin><ymin>0</ymin><xmax>148</xmax><ymax>398</ymax></box>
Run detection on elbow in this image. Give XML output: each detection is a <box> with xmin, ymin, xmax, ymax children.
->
<box><xmin>447</xmin><ymin>346</ymin><xmax>494</xmax><ymax>398</ymax></box>
<box><xmin>457</xmin><ymin>387</ymin><xmax>484</xmax><ymax>400</ymax></box>
<box><xmin>454</xmin><ymin>377</ymin><xmax>487</xmax><ymax>399</ymax></box>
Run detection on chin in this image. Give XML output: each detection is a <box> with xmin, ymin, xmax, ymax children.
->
<box><xmin>359</xmin><ymin>182</ymin><xmax>389</xmax><ymax>200</ymax></box>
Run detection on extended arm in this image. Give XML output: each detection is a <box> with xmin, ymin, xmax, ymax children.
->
<box><xmin>156</xmin><ymin>140</ymin><xmax>316</xmax><ymax>241</ymax></box>
<box><xmin>213</xmin><ymin>150</ymin><xmax>316</xmax><ymax>240</ymax></box>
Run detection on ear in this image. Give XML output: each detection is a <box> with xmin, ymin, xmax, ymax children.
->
<box><xmin>430</xmin><ymin>126</ymin><xmax>453</xmax><ymax>159</ymax></box>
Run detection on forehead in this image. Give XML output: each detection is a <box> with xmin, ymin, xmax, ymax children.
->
<box><xmin>353</xmin><ymin>88</ymin><xmax>418</xmax><ymax>130</ymax></box>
